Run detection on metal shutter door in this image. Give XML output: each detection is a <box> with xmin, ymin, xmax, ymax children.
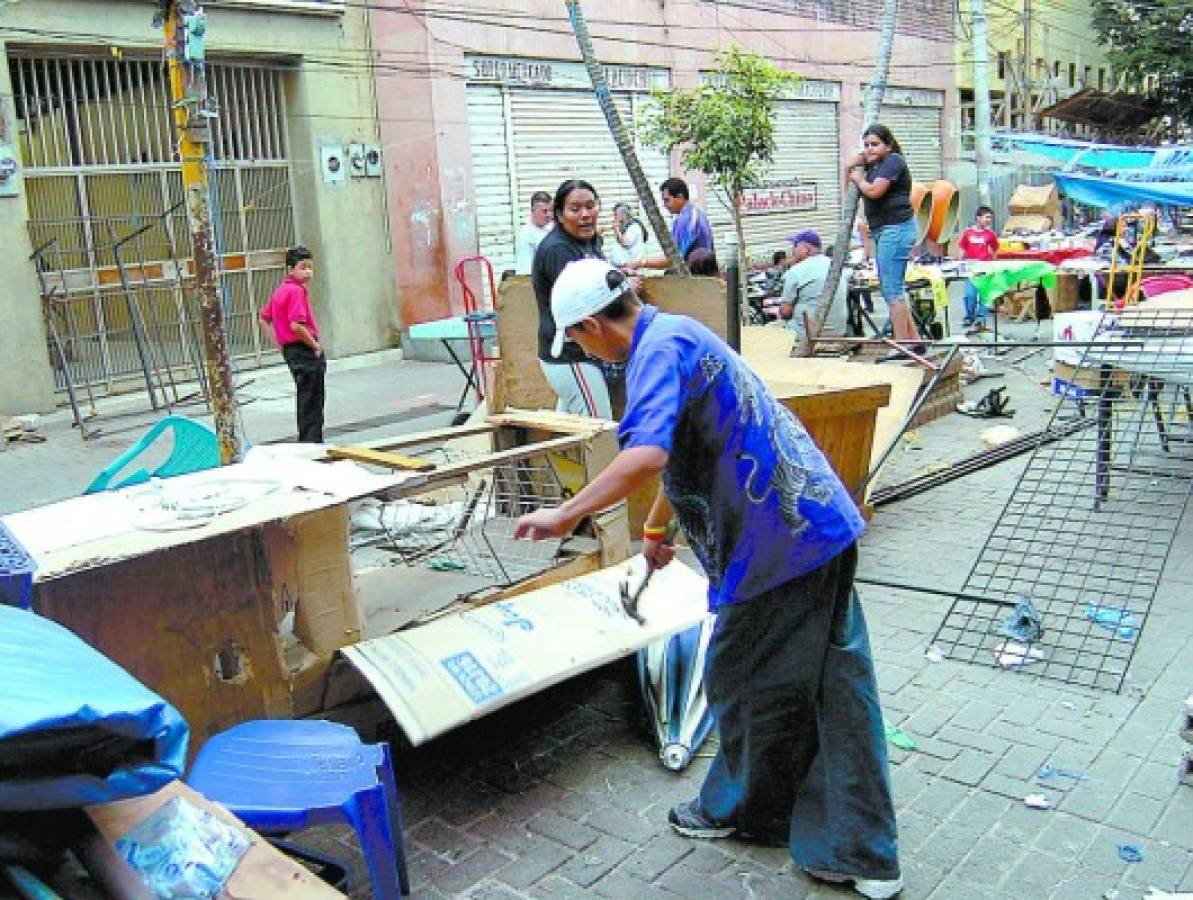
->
<box><xmin>878</xmin><ymin>105</ymin><xmax>943</xmax><ymax>182</ymax></box>
<box><xmin>708</xmin><ymin>100</ymin><xmax>841</xmax><ymax>263</ymax></box>
<box><xmin>468</xmin><ymin>85</ymin><xmax>517</xmax><ymax>275</ymax></box>
<box><xmin>509</xmin><ymin>89</ymin><xmax>669</xmax><ymax>259</ymax></box>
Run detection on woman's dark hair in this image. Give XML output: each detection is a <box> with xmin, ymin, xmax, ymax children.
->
<box><xmin>286</xmin><ymin>245</ymin><xmax>313</xmax><ymax>269</ymax></box>
<box><xmin>553</xmin><ymin>179</ymin><xmax>600</xmax><ymax>221</ymax></box>
<box><xmin>862</xmin><ymin>124</ymin><xmax>903</xmax><ymax>155</ymax></box>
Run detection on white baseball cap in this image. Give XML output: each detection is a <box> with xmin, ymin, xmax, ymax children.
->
<box><xmin>550</xmin><ymin>258</ymin><xmax>630</xmax><ymax>357</ymax></box>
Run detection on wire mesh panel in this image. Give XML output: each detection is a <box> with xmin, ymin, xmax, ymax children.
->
<box><xmin>356</xmin><ymin>449</ymin><xmax>576</xmax><ymax>590</ymax></box>
<box><xmin>933</xmin><ymin>304</ymin><xmax>1193</xmax><ymax>691</ymax></box>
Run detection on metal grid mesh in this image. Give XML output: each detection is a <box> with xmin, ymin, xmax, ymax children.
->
<box><xmin>365</xmin><ymin>448</ymin><xmax>575</xmax><ymax>589</ymax></box>
<box><xmin>933</xmin><ymin>305</ymin><xmax>1193</xmax><ymax>691</ymax></box>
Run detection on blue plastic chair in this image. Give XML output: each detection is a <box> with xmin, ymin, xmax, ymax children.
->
<box><xmin>84</xmin><ymin>415</ymin><xmax>220</xmax><ymax>494</ymax></box>
<box><xmin>186</xmin><ymin>719</ymin><xmax>410</xmax><ymax>898</ymax></box>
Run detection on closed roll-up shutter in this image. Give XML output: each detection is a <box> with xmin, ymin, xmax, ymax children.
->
<box><xmin>467</xmin><ymin>86</ymin><xmax>517</xmax><ymax>276</ymax></box>
<box><xmin>708</xmin><ymin>99</ymin><xmax>841</xmax><ymax>263</ymax></box>
<box><xmin>509</xmin><ymin>90</ymin><xmax>669</xmax><ymax>259</ymax></box>
<box><xmin>878</xmin><ymin>105</ymin><xmax>943</xmax><ymax>182</ymax></box>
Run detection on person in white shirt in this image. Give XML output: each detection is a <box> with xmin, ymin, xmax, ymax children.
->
<box><xmin>779</xmin><ymin>230</ymin><xmax>848</xmax><ymax>337</ymax></box>
<box><xmin>514</xmin><ymin>191</ymin><xmax>554</xmax><ymax>275</ymax></box>
<box><xmin>606</xmin><ymin>202</ymin><xmax>647</xmax><ymax>267</ymax></box>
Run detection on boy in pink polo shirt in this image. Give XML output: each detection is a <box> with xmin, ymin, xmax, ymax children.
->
<box><xmin>260</xmin><ymin>245</ymin><xmax>325</xmax><ymax>442</ymax></box>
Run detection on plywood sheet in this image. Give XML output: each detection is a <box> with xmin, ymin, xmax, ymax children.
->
<box><xmin>343</xmin><ymin>558</ymin><xmax>709</xmax><ymax>745</ymax></box>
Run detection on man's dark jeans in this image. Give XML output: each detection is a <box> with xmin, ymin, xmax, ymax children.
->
<box><xmin>282</xmin><ymin>342</ymin><xmax>326</xmax><ymax>443</ymax></box>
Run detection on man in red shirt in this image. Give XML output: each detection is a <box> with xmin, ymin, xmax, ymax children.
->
<box><xmin>958</xmin><ymin>206</ymin><xmax>999</xmax><ymax>329</ymax></box>
<box><xmin>259</xmin><ymin>245</ymin><xmax>325</xmax><ymax>442</ymax></box>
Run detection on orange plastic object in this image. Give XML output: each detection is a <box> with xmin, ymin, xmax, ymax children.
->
<box><xmin>925</xmin><ymin>180</ymin><xmax>960</xmax><ymax>243</ymax></box>
<box><xmin>910</xmin><ymin>182</ymin><xmax>932</xmax><ymax>243</ymax></box>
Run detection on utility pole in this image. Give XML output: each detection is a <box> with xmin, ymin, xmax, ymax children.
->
<box><xmin>799</xmin><ymin>0</ymin><xmax>899</xmax><ymax>355</ymax></box>
<box><xmin>564</xmin><ymin>0</ymin><xmax>688</xmax><ymax>273</ymax></box>
<box><xmin>1021</xmin><ymin>0</ymin><xmax>1033</xmax><ymax>129</ymax></box>
<box><xmin>973</xmin><ymin>0</ymin><xmax>994</xmax><ymax>207</ymax></box>
<box><xmin>158</xmin><ymin>0</ymin><xmax>241</xmax><ymax>463</ymax></box>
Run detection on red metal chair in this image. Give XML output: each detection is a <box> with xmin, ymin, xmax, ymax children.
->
<box><xmin>452</xmin><ymin>256</ymin><xmax>500</xmax><ymax>407</ymax></box>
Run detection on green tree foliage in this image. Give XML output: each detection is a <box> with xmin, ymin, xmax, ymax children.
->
<box><xmin>640</xmin><ymin>46</ymin><xmax>799</xmax><ymax>276</ymax></box>
<box><xmin>1091</xmin><ymin>0</ymin><xmax>1193</xmax><ymax>133</ymax></box>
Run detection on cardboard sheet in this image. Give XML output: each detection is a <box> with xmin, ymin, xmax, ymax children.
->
<box><xmin>4</xmin><ymin>456</ymin><xmax>417</xmax><ymax>580</ymax></box>
<box><xmin>343</xmin><ymin>557</ymin><xmax>709</xmax><ymax>745</ymax></box>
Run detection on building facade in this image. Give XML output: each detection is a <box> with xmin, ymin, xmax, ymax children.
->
<box><xmin>370</xmin><ymin>0</ymin><xmax>958</xmax><ymax>328</ymax></box>
<box><xmin>954</xmin><ymin>0</ymin><xmax>1112</xmax><ymax>138</ymax></box>
<box><xmin>0</xmin><ymin>0</ymin><xmax>396</xmax><ymax>413</ymax></box>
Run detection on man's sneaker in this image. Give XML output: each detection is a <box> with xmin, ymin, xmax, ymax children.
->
<box><xmin>806</xmin><ymin>869</ymin><xmax>904</xmax><ymax>899</ymax></box>
<box><xmin>667</xmin><ymin>799</ymin><xmax>736</xmax><ymax>839</ymax></box>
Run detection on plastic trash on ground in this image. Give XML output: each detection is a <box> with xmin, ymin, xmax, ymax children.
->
<box><xmin>116</xmin><ymin>796</ymin><xmax>250</xmax><ymax>899</ymax></box>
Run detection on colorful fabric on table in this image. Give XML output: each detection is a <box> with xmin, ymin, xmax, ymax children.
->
<box><xmin>968</xmin><ymin>260</ymin><xmax>1058</xmax><ymax>308</ymax></box>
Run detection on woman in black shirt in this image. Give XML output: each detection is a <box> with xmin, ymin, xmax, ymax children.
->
<box><xmin>844</xmin><ymin>124</ymin><xmax>924</xmax><ymax>359</ymax></box>
<box><xmin>531</xmin><ymin>179</ymin><xmax>613</xmax><ymax>417</ymax></box>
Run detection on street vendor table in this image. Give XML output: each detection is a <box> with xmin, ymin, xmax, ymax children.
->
<box><xmin>967</xmin><ymin>259</ymin><xmax>1058</xmax><ymax>341</ymax></box>
<box><xmin>997</xmin><ymin>247</ymin><xmax>1094</xmax><ymax>266</ymax></box>
<box><xmin>408</xmin><ymin>312</ymin><xmax>498</xmax><ymax>421</ymax></box>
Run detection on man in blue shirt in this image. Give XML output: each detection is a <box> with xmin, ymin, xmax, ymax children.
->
<box><xmin>514</xmin><ymin>259</ymin><xmax>902</xmax><ymax>900</ymax></box>
<box><xmin>627</xmin><ymin>177</ymin><xmax>715</xmax><ymax>273</ymax></box>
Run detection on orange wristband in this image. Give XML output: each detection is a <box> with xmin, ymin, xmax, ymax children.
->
<box><xmin>643</xmin><ymin>525</ymin><xmax>668</xmax><ymax>540</ymax></box>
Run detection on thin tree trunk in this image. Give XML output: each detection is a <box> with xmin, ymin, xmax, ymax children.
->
<box><xmin>565</xmin><ymin>0</ymin><xmax>688</xmax><ymax>274</ymax></box>
<box><xmin>732</xmin><ymin>192</ymin><xmax>749</xmax><ymax>311</ymax></box>
<box><xmin>797</xmin><ymin>0</ymin><xmax>900</xmax><ymax>356</ymax></box>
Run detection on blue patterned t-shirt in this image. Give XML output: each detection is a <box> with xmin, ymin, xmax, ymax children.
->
<box><xmin>618</xmin><ymin>306</ymin><xmax>864</xmax><ymax>610</ymax></box>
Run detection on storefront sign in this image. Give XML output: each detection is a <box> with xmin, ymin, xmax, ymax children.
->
<box><xmin>873</xmin><ymin>86</ymin><xmax>946</xmax><ymax>107</ymax></box>
<box><xmin>699</xmin><ymin>72</ymin><xmax>841</xmax><ymax>102</ymax></box>
<box><xmin>466</xmin><ymin>56</ymin><xmax>670</xmax><ymax>91</ymax></box>
<box><xmin>210</xmin><ymin>0</ymin><xmax>345</xmax><ymax>12</ymax></box>
<box><xmin>741</xmin><ymin>182</ymin><xmax>818</xmax><ymax>214</ymax></box>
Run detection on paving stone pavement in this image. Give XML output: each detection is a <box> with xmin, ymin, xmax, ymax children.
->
<box><xmin>6</xmin><ymin>325</ymin><xmax>1193</xmax><ymax>898</ymax></box>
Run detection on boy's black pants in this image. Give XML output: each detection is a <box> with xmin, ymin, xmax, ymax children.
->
<box><xmin>282</xmin><ymin>342</ymin><xmax>326</xmax><ymax>443</ymax></box>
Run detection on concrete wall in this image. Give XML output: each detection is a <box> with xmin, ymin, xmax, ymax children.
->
<box><xmin>370</xmin><ymin>1</ymin><xmax>958</xmax><ymax>327</ymax></box>
<box><xmin>0</xmin><ymin>0</ymin><xmax>398</xmax><ymax>413</ymax></box>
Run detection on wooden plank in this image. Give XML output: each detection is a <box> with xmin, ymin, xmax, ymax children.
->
<box><xmin>327</xmin><ymin>445</ymin><xmax>437</xmax><ymax>472</ymax></box>
<box><xmin>319</xmin><ymin>421</ymin><xmax>495</xmax><ymax>456</ymax></box>
<box><xmin>420</xmin><ymin>434</ymin><xmax>591</xmax><ymax>483</ymax></box>
<box><xmin>488</xmin><ymin>408</ymin><xmax>614</xmax><ymax>436</ymax></box>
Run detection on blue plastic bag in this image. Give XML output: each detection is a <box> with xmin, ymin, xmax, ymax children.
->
<box><xmin>0</xmin><ymin>606</ymin><xmax>188</xmax><ymax>810</ymax></box>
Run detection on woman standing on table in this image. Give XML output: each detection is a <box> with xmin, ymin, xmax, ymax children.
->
<box><xmin>531</xmin><ymin>179</ymin><xmax>613</xmax><ymax>418</ymax></box>
<box><xmin>844</xmin><ymin>124</ymin><xmax>924</xmax><ymax>361</ymax></box>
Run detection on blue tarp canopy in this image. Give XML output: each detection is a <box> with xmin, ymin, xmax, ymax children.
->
<box><xmin>1054</xmin><ymin>172</ymin><xmax>1193</xmax><ymax>209</ymax></box>
<box><xmin>0</xmin><ymin>606</ymin><xmax>188</xmax><ymax>810</ymax></box>
<box><xmin>993</xmin><ymin>134</ymin><xmax>1157</xmax><ymax>170</ymax></box>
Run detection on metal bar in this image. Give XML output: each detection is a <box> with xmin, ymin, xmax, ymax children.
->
<box><xmin>108</xmin><ymin>219</ymin><xmax>161</xmax><ymax>408</ymax></box>
<box><xmin>855</xmin><ymin>575</ymin><xmax>1018</xmax><ymax>608</ymax></box>
<box><xmin>250</xmin><ymin>67</ymin><xmax>266</xmax><ymax>160</ymax></box>
<box><xmin>39</xmin><ymin>58</ymin><xmax>64</xmax><ymax>167</ymax></box>
<box><xmin>122</xmin><ymin>62</ymin><xmax>144</xmax><ymax>165</ymax></box>
<box><xmin>54</xmin><ymin>242</ymin><xmax>100</xmax><ymax>413</ymax></box>
<box><xmin>88</xmin><ymin>60</ymin><xmax>112</xmax><ymax>166</ymax></box>
<box><xmin>64</xmin><ymin>59</ymin><xmax>89</xmax><ymax>166</ymax></box>
<box><xmin>27</xmin><ymin>59</ymin><xmax>47</xmax><ymax>169</ymax></box>
<box><xmin>131</xmin><ymin>223</ymin><xmax>184</xmax><ymax>405</ymax></box>
<box><xmin>105</xmin><ymin>58</ymin><xmax>132</xmax><ymax>164</ymax></box>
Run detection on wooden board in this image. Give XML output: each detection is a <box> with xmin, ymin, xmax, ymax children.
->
<box><xmin>327</xmin><ymin>445</ymin><xmax>437</xmax><ymax>472</ymax></box>
<box><xmin>87</xmin><ymin>781</ymin><xmax>343</xmax><ymax>899</ymax></box>
<box><xmin>34</xmin><ymin>506</ymin><xmax>359</xmax><ymax>749</ymax></box>
<box><xmin>495</xmin><ymin>274</ymin><xmax>729</xmax><ymax>412</ymax></box>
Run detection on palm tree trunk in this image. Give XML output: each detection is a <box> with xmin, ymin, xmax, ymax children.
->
<box><xmin>565</xmin><ymin>0</ymin><xmax>689</xmax><ymax>274</ymax></box>
<box><xmin>797</xmin><ymin>0</ymin><xmax>900</xmax><ymax>355</ymax></box>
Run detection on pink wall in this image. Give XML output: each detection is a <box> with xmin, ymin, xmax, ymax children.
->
<box><xmin>371</xmin><ymin>2</ymin><xmax>956</xmax><ymax>326</ymax></box>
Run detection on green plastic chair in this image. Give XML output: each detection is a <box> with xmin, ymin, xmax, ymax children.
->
<box><xmin>84</xmin><ymin>416</ymin><xmax>220</xmax><ymax>494</ymax></box>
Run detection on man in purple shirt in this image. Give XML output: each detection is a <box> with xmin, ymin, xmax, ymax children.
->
<box><xmin>627</xmin><ymin>177</ymin><xmax>715</xmax><ymax>273</ymax></box>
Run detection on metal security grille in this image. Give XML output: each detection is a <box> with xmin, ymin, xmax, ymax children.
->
<box><xmin>932</xmin><ymin>306</ymin><xmax>1193</xmax><ymax>691</ymax></box>
<box><xmin>11</xmin><ymin>51</ymin><xmax>296</xmax><ymax>395</ymax></box>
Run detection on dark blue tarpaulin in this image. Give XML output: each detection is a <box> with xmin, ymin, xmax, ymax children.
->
<box><xmin>1054</xmin><ymin>172</ymin><xmax>1193</xmax><ymax>209</ymax></box>
<box><xmin>0</xmin><ymin>606</ymin><xmax>188</xmax><ymax>810</ymax></box>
